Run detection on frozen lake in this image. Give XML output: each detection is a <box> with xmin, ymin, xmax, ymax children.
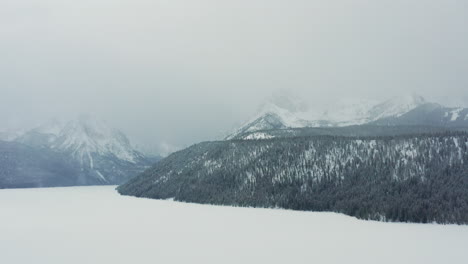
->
<box><xmin>1</xmin><ymin>186</ymin><xmax>467</xmax><ymax>264</ymax></box>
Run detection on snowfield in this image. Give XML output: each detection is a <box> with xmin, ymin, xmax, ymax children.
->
<box><xmin>1</xmin><ymin>186</ymin><xmax>467</xmax><ymax>264</ymax></box>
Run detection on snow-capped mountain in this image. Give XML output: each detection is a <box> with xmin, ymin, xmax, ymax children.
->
<box><xmin>226</xmin><ymin>94</ymin><xmax>467</xmax><ymax>140</ymax></box>
<box><xmin>320</xmin><ymin>94</ymin><xmax>427</xmax><ymax>126</ymax></box>
<box><xmin>225</xmin><ymin>94</ymin><xmax>316</xmax><ymax>140</ymax></box>
<box><xmin>372</xmin><ymin>102</ymin><xmax>468</xmax><ymax>127</ymax></box>
<box><xmin>367</xmin><ymin>95</ymin><xmax>426</xmax><ymax>121</ymax></box>
<box><xmin>49</xmin><ymin>115</ymin><xmax>150</xmax><ymax>184</ymax></box>
<box><xmin>318</xmin><ymin>97</ymin><xmax>381</xmax><ymax>126</ymax></box>
<box><xmin>52</xmin><ymin>115</ymin><xmax>142</xmax><ymax>165</ymax></box>
<box><xmin>11</xmin><ymin>115</ymin><xmax>152</xmax><ymax>185</ymax></box>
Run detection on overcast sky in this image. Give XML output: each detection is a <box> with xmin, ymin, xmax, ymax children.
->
<box><xmin>1</xmin><ymin>0</ymin><xmax>468</xmax><ymax>150</ymax></box>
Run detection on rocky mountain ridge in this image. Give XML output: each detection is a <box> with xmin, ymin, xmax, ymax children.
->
<box><xmin>227</xmin><ymin>94</ymin><xmax>468</xmax><ymax>140</ymax></box>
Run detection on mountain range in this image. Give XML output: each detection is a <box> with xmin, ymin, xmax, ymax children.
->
<box><xmin>118</xmin><ymin>94</ymin><xmax>468</xmax><ymax>224</ymax></box>
<box><xmin>227</xmin><ymin>94</ymin><xmax>468</xmax><ymax>140</ymax></box>
<box><xmin>4</xmin><ymin>93</ymin><xmax>468</xmax><ymax>224</ymax></box>
<box><xmin>0</xmin><ymin>115</ymin><xmax>154</xmax><ymax>188</ymax></box>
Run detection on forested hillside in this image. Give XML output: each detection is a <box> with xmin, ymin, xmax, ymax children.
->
<box><xmin>118</xmin><ymin>132</ymin><xmax>468</xmax><ymax>224</ymax></box>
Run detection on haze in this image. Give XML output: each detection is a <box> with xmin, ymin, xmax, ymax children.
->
<box><xmin>1</xmin><ymin>0</ymin><xmax>468</xmax><ymax>151</ymax></box>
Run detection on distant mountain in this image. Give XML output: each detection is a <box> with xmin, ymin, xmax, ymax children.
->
<box><xmin>2</xmin><ymin>115</ymin><xmax>153</xmax><ymax>187</ymax></box>
<box><xmin>225</xmin><ymin>95</ymin><xmax>314</xmax><ymax>139</ymax></box>
<box><xmin>227</xmin><ymin>94</ymin><xmax>468</xmax><ymax>140</ymax></box>
<box><xmin>0</xmin><ymin>140</ymin><xmax>89</xmax><ymax>188</ymax></box>
<box><xmin>118</xmin><ymin>132</ymin><xmax>468</xmax><ymax>224</ymax></box>
<box><xmin>366</xmin><ymin>95</ymin><xmax>426</xmax><ymax>121</ymax></box>
<box><xmin>371</xmin><ymin>103</ymin><xmax>468</xmax><ymax>127</ymax></box>
<box><xmin>49</xmin><ymin>115</ymin><xmax>151</xmax><ymax>184</ymax></box>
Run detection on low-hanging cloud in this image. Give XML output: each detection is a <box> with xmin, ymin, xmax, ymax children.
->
<box><xmin>1</xmin><ymin>0</ymin><xmax>468</xmax><ymax>148</ymax></box>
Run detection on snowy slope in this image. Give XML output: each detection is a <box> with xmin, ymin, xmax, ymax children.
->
<box><xmin>52</xmin><ymin>115</ymin><xmax>141</xmax><ymax>166</ymax></box>
<box><xmin>372</xmin><ymin>102</ymin><xmax>468</xmax><ymax>127</ymax></box>
<box><xmin>9</xmin><ymin>115</ymin><xmax>151</xmax><ymax>185</ymax></box>
<box><xmin>321</xmin><ymin>94</ymin><xmax>427</xmax><ymax>125</ymax></box>
<box><xmin>319</xmin><ymin>97</ymin><xmax>380</xmax><ymax>125</ymax></box>
<box><xmin>1</xmin><ymin>186</ymin><xmax>467</xmax><ymax>264</ymax></box>
<box><xmin>368</xmin><ymin>94</ymin><xmax>426</xmax><ymax>120</ymax></box>
<box><xmin>226</xmin><ymin>94</ymin><xmax>453</xmax><ymax>140</ymax></box>
<box><xmin>48</xmin><ymin>115</ymin><xmax>150</xmax><ymax>184</ymax></box>
<box><xmin>225</xmin><ymin>94</ymin><xmax>315</xmax><ymax>139</ymax></box>
<box><xmin>445</xmin><ymin>107</ymin><xmax>468</xmax><ymax>122</ymax></box>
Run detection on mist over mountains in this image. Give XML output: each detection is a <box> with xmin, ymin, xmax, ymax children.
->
<box><xmin>1</xmin><ymin>115</ymin><xmax>154</xmax><ymax>188</ymax></box>
<box><xmin>227</xmin><ymin>94</ymin><xmax>468</xmax><ymax>140</ymax></box>
<box><xmin>2</xmin><ymin>92</ymin><xmax>468</xmax><ymax>225</ymax></box>
<box><xmin>116</xmin><ymin>93</ymin><xmax>468</xmax><ymax>224</ymax></box>
<box><xmin>2</xmin><ymin>4</ymin><xmax>468</xmax><ymax>263</ymax></box>
<box><xmin>2</xmin><ymin>93</ymin><xmax>468</xmax><ymax>153</ymax></box>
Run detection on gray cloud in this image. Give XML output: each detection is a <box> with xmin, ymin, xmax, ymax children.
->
<box><xmin>1</xmin><ymin>0</ymin><xmax>468</xmax><ymax>149</ymax></box>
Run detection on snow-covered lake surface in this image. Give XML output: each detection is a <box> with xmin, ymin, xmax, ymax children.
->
<box><xmin>1</xmin><ymin>186</ymin><xmax>467</xmax><ymax>264</ymax></box>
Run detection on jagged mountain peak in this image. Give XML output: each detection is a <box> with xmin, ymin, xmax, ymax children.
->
<box><xmin>227</xmin><ymin>93</ymin><xmax>468</xmax><ymax>140</ymax></box>
<box><xmin>52</xmin><ymin>115</ymin><xmax>138</xmax><ymax>165</ymax></box>
<box><xmin>3</xmin><ymin>115</ymin><xmax>152</xmax><ymax>187</ymax></box>
<box><xmin>225</xmin><ymin>96</ymin><xmax>312</xmax><ymax>139</ymax></box>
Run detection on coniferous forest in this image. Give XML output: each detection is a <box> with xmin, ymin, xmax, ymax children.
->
<box><xmin>118</xmin><ymin>132</ymin><xmax>468</xmax><ymax>224</ymax></box>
